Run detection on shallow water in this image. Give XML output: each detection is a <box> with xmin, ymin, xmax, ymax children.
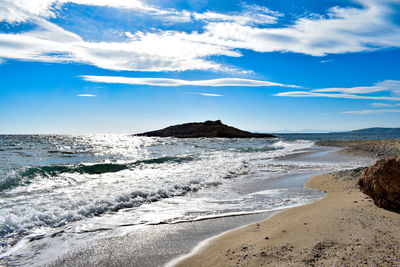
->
<box><xmin>0</xmin><ymin>135</ymin><xmax>374</xmax><ymax>266</ymax></box>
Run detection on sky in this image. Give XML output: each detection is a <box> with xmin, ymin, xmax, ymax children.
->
<box><xmin>1</xmin><ymin>0</ymin><xmax>400</xmax><ymax>134</ymax></box>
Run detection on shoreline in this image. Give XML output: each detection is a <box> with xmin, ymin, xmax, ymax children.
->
<box><xmin>315</xmin><ymin>139</ymin><xmax>400</xmax><ymax>159</ymax></box>
<box><xmin>47</xmin><ymin>145</ymin><xmax>337</xmax><ymax>267</ymax></box>
<box><xmin>166</xmin><ymin>203</ymin><xmax>298</xmax><ymax>267</ymax></box>
<box><xmin>49</xmin><ymin>171</ymin><xmax>325</xmax><ymax>267</ymax></box>
<box><xmin>175</xmin><ymin>140</ymin><xmax>400</xmax><ymax>266</ymax></box>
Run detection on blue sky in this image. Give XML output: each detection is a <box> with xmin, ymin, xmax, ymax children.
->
<box><xmin>1</xmin><ymin>0</ymin><xmax>400</xmax><ymax>133</ymax></box>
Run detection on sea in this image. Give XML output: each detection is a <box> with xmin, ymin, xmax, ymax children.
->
<box><xmin>0</xmin><ymin>132</ymin><xmax>396</xmax><ymax>266</ymax></box>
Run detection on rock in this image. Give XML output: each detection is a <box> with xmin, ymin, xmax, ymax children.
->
<box><xmin>358</xmin><ymin>156</ymin><xmax>400</xmax><ymax>211</ymax></box>
<box><xmin>136</xmin><ymin>120</ymin><xmax>276</xmax><ymax>138</ymax></box>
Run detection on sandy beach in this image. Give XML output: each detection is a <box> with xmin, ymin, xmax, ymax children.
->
<box><xmin>176</xmin><ymin>140</ymin><xmax>400</xmax><ymax>266</ymax></box>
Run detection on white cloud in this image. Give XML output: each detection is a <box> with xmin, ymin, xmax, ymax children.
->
<box><xmin>376</xmin><ymin>80</ymin><xmax>400</xmax><ymax>95</ymax></box>
<box><xmin>275</xmin><ymin>91</ymin><xmax>400</xmax><ymax>101</ymax></box>
<box><xmin>277</xmin><ymin>79</ymin><xmax>400</xmax><ymax>105</ymax></box>
<box><xmin>0</xmin><ymin>0</ymin><xmax>278</xmax><ymax>25</ymax></box>
<box><xmin>0</xmin><ymin>0</ymin><xmax>278</xmax><ymax>26</ymax></box>
<box><xmin>59</xmin><ymin>0</ymin><xmax>155</xmax><ymax>11</ymax></box>
<box><xmin>1</xmin><ymin>0</ymin><xmax>400</xmax><ymax>71</ymax></box>
<box><xmin>192</xmin><ymin>5</ymin><xmax>280</xmax><ymax>26</ymax></box>
<box><xmin>77</xmin><ymin>94</ymin><xmax>96</xmax><ymax>97</ymax></box>
<box><xmin>0</xmin><ymin>0</ymin><xmax>158</xmax><ymax>23</ymax></box>
<box><xmin>184</xmin><ymin>92</ymin><xmax>223</xmax><ymax>97</ymax></box>
<box><xmin>312</xmin><ymin>80</ymin><xmax>400</xmax><ymax>94</ymax></box>
<box><xmin>343</xmin><ymin>109</ymin><xmax>400</xmax><ymax>114</ymax></box>
<box><xmin>193</xmin><ymin>0</ymin><xmax>400</xmax><ymax>56</ymax></box>
<box><xmin>0</xmin><ymin>18</ymin><xmax>233</xmax><ymax>71</ymax></box>
<box><xmin>313</xmin><ymin>86</ymin><xmax>383</xmax><ymax>94</ymax></box>
<box><xmin>200</xmin><ymin>93</ymin><xmax>222</xmax><ymax>97</ymax></box>
<box><xmin>370</xmin><ymin>102</ymin><xmax>400</xmax><ymax>107</ymax></box>
<box><xmin>80</xmin><ymin>75</ymin><xmax>299</xmax><ymax>87</ymax></box>
<box><xmin>0</xmin><ymin>0</ymin><xmax>56</xmax><ymax>23</ymax></box>
<box><xmin>61</xmin><ymin>0</ymin><xmax>193</xmax><ymax>23</ymax></box>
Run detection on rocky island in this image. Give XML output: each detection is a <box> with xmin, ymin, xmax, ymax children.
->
<box><xmin>136</xmin><ymin>120</ymin><xmax>275</xmax><ymax>138</ymax></box>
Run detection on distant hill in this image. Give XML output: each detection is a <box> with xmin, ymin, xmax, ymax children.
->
<box><xmin>345</xmin><ymin>127</ymin><xmax>400</xmax><ymax>134</ymax></box>
<box><xmin>136</xmin><ymin>120</ymin><xmax>276</xmax><ymax>138</ymax></box>
<box><xmin>273</xmin><ymin>127</ymin><xmax>400</xmax><ymax>135</ymax></box>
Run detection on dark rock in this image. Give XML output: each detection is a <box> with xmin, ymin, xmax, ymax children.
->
<box><xmin>358</xmin><ymin>156</ymin><xmax>400</xmax><ymax>211</ymax></box>
<box><xmin>136</xmin><ymin>120</ymin><xmax>276</xmax><ymax>138</ymax></box>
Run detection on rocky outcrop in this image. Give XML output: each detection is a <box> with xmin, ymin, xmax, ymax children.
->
<box><xmin>136</xmin><ymin>120</ymin><xmax>275</xmax><ymax>138</ymax></box>
<box><xmin>359</xmin><ymin>156</ymin><xmax>400</xmax><ymax>211</ymax></box>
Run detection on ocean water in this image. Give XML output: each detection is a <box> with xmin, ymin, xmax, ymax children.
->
<box><xmin>0</xmin><ymin>134</ymin><xmax>379</xmax><ymax>266</ymax></box>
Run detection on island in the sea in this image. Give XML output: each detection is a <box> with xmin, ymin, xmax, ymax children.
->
<box><xmin>136</xmin><ymin>120</ymin><xmax>276</xmax><ymax>138</ymax></box>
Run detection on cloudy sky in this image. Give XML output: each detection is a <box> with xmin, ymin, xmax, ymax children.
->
<box><xmin>1</xmin><ymin>0</ymin><xmax>400</xmax><ymax>133</ymax></box>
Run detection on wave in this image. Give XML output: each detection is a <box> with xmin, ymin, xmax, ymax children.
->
<box><xmin>20</xmin><ymin>164</ymin><xmax>129</xmax><ymax>178</ymax></box>
<box><xmin>233</xmin><ymin>146</ymin><xmax>277</xmax><ymax>153</ymax></box>
<box><xmin>0</xmin><ymin>156</ymin><xmax>195</xmax><ymax>191</ymax></box>
<box><xmin>0</xmin><ymin>180</ymin><xmax>209</xmax><ymax>237</ymax></box>
<box><xmin>0</xmin><ymin>137</ymin><xmax>317</xmax><ymax>243</ymax></box>
<box><xmin>47</xmin><ymin>150</ymin><xmax>76</xmax><ymax>155</ymax></box>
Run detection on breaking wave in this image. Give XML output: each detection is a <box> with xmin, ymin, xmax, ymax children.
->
<box><xmin>0</xmin><ymin>156</ymin><xmax>195</xmax><ymax>191</ymax></box>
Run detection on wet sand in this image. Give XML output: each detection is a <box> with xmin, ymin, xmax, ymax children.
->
<box><xmin>176</xmin><ymin>140</ymin><xmax>400</xmax><ymax>266</ymax></box>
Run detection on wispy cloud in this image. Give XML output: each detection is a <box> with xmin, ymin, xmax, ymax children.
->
<box><xmin>312</xmin><ymin>86</ymin><xmax>383</xmax><ymax>94</ymax></box>
<box><xmin>0</xmin><ymin>18</ymin><xmax>231</xmax><ymax>72</ymax></box>
<box><xmin>192</xmin><ymin>5</ymin><xmax>281</xmax><ymax>26</ymax></box>
<box><xmin>312</xmin><ymin>80</ymin><xmax>400</xmax><ymax>94</ymax></box>
<box><xmin>276</xmin><ymin>79</ymin><xmax>400</xmax><ymax>103</ymax></box>
<box><xmin>320</xmin><ymin>59</ymin><xmax>333</xmax><ymax>64</ymax></box>
<box><xmin>1</xmin><ymin>1</ymin><xmax>400</xmax><ymax>72</ymax></box>
<box><xmin>343</xmin><ymin>109</ymin><xmax>400</xmax><ymax>114</ymax></box>
<box><xmin>184</xmin><ymin>92</ymin><xmax>223</xmax><ymax>97</ymax></box>
<box><xmin>190</xmin><ymin>0</ymin><xmax>400</xmax><ymax>57</ymax></box>
<box><xmin>275</xmin><ymin>91</ymin><xmax>400</xmax><ymax>101</ymax></box>
<box><xmin>370</xmin><ymin>102</ymin><xmax>400</xmax><ymax>107</ymax></box>
<box><xmin>377</xmin><ymin>80</ymin><xmax>400</xmax><ymax>95</ymax></box>
<box><xmin>0</xmin><ymin>0</ymin><xmax>278</xmax><ymax>25</ymax></box>
<box><xmin>80</xmin><ymin>75</ymin><xmax>299</xmax><ymax>88</ymax></box>
<box><xmin>77</xmin><ymin>94</ymin><xmax>96</xmax><ymax>97</ymax></box>
<box><xmin>0</xmin><ymin>0</ymin><xmax>158</xmax><ymax>23</ymax></box>
<box><xmin>0</xmin><ymin>0</ymin><xmax>56</xmax><ymax>23</ymax></box>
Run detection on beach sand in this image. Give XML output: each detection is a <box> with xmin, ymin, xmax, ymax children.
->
<box><xmin>176</xmin><ymin>140</ymin><xmax>400</xmax><ymax>266</ymax></box>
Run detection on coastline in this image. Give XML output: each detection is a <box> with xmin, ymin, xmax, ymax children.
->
<box><xmin>316</xmin><ymin>139</ymin><xmax>400</xmax><ymax>159</ymax></box>
<box><xmin>175</xmin><ymin>140</ymin><xmax>400</xmax><ymax>266</ymax></box>
<box><xmin>47</xmin><ymin>144</ymin><xmax>342</xmax><ymax>267</ymax></box>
